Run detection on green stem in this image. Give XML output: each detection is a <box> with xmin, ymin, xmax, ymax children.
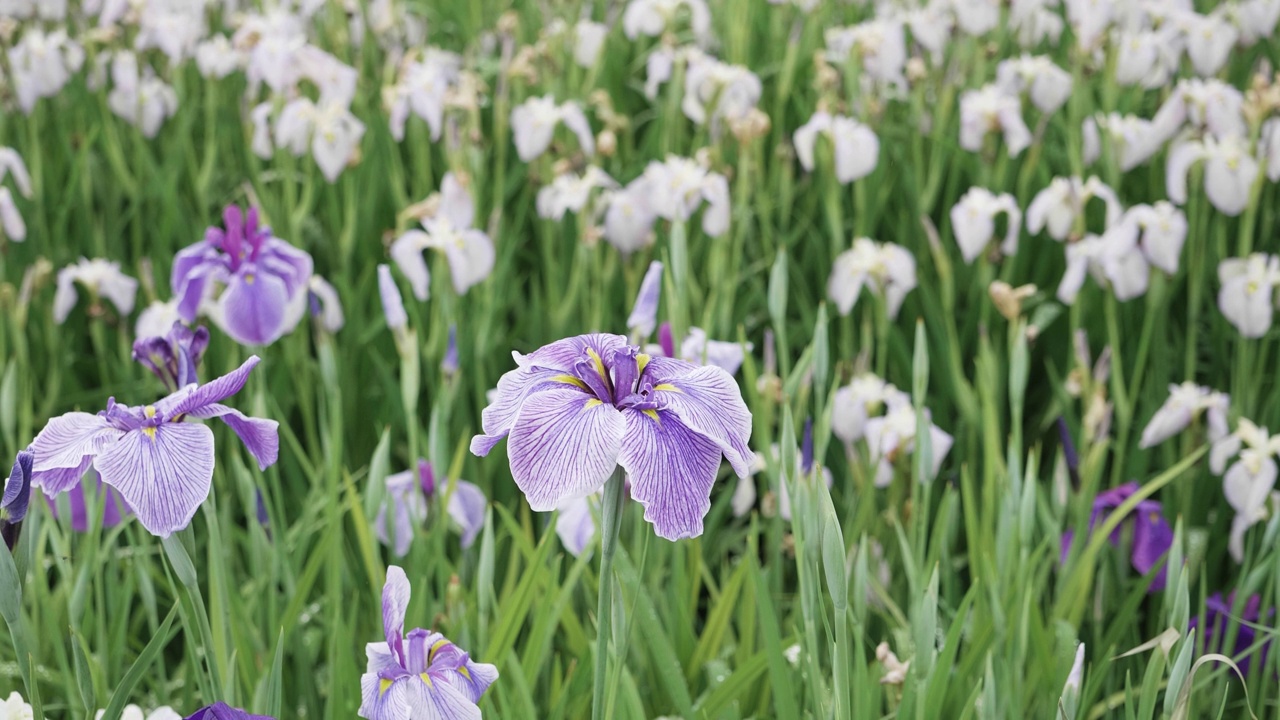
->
<box><xmin>592</xmin><ymin>468</ymin><xmax>626</xmax><ymax>720</ymax></box>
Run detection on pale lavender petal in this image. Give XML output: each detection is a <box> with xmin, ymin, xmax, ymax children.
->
<box><xmin>170</xmin><ymin>244</ymin><xmax>222</xmax><ymax>320</ymax></box>
<box><xmin>382</xmin><ymin>565</ymin><xmax>411</xmax><ymax>660</ymax></box>
<box><xmin>469</xmin><ymin>365</ymin><xmax>566</xmax><ymax>456</ymax></box>
<box><xmin>359</xmin><ymin>665</ymin><xmax>411</xmax><ymax>720</ymax></box>
<box><xmin>377</xmin><ymin>264</ymin><xmax>408</xmax><ymax>331</ymax></box>
<box><xmin>650</xmin><ymin>366</ymin><xmax>753</xmax><ymax>477</ymax></box>
<box><xmin>555</xmin><ymin>496</ymin><xmax>596</xmax><ymax>556</ymax></box>
<box><xmin>404</xmin><ymin>675</ymin><xmax>482</xmax><ymax>720</ymax></box>
<box><xmin>160</xmin><ymin>356</ymin><xmax>260</xmax><ymax>418</ymax></box>
<box><xmin>445</xmin><ymin>480</ymin><xmax>486</xmax><ymax>548</ymax></box>
<box><xmin>626</xmin><ymin>261</ymin><xmax>664</xmax><ymax>338</ymax></box>
<box><xmin>30</xmin><ymin>412</ymin><xmax>117</xmax><ymax>494</ymax></box>
<box><xmin>618</xmin><ymin>408</ymin><xmax>723</xmax><ymax>540</ymax></box>
<box><xmin>94</xmin><ymin>423</ymin><xmax>215</xmax><ymax>537</ymax></box>
<box><xmin>186</xmin><ymin>403</ymin><xmax>279</xmax><ymax>470</ymax></box>
<box><xmin>438</xmin><ymin>173</ymin><xmax>475</xmax><ymax>230</ymax></box>
<box><xmin>520</xmin><ymin>333</ymin><xmax>629</xmax><ymax>373</ymax></box>
<box><xmin>218</xmin><ymin>267</ymin><xmax>290</xmax><ymax>346</ymax></box>
<box><xmin>506</xmin><ymin>386</ymin><xmax>624</xmax><ymax>511</ymax></box>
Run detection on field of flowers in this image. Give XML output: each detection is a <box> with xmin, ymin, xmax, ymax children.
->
<box><xmin>2</xmin><ymin>0</ymin><xmax>1280</xmax><ymax>717</ymax></box>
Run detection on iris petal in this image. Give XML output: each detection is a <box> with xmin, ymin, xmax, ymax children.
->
<box><xmin>94</xmin><ymin>422</ymin><xmax>214</xmax><ymax>538</ymax></box>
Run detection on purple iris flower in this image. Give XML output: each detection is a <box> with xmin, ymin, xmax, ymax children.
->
<box><xmin>1190</xmin><ymin>592</ymin><xmax>1272</xmax><ymax>675</ymax></box>
<box><xmin>2</xmin><ymin>448</ymin><xmax>34</xmax><ymax>550</ymax></box>
<box><xmin>28</xmin><ymin>357</ymin><xmax>279</xmax><ymax>537</ymax></box>
<box><xmin>470</xmin><ymin>333</ymin><xmax>753</xmax><ymax>540</ymax></box>
<box><xmin>171</xmin><ymin>205</ymin><xmax>314</xmax><ymax>347</ymax></box>
<box><xmin>45</xmin><ymin>471</ymin><xmax>132</xmax><ymax>532</ymax></box>
<box><xmin>374</xmin><ymin>459</ymin><xmax>487</xmax><ymax>556</ymax></box>
<box><xmin>359</xmin><ymin>566</ymin><xmax>498</xmax><ymax>719</ymax></box>
<box><xmin>133</xmin><ymin>322</ymin><xmax>210</xmax><ymax>392</ymax></box>
<box><xmin>183</xmin><ymin>702</ymin><xmax>273</xmax><ymax>720</ymax></box>
<box><xmin>1060</xmin><ymin>482</ymin><xmax>1173</xmax><ymax>591</ymax></box>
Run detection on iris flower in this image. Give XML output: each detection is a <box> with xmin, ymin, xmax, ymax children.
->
<box><xmin>373</xmin><ymin>459</ymin><xmax>487</xmax><ymax>556</ymax></box>
<box><xmin>183</xmin><ymin>703</ymin><xmax>272</xmax><ymax>720</ymax></box>
<box><xmin>360</xmin><ymin>566</ymin><xmax>498</xmax><ymax>719</ymax></box>
<box><xmin>1060</xmin><ymin>482</ymin><xmax>1173</xmax><ymax>591</ymax></box>
<box><xmin>390</xmin><ymin>173</ymin><xmax>495</xmax><ymax>301</ymax></box>
<box><xmin>995</xmin><ymin>54</ymin><xmax>1072</xmax><ymax>114</ymax></box>
<box><xmin>133</xmin><ymin>322</ymin><xmax>210</xmax><ymax>393</ymax></box>
<box><xmin>95</xmin><ymin>705</ymin><xmax>180</xmax><ymax>720</ymax></box>
<box><xmin>510</xmin><ymin>96</ymin><xmax>595</xmax><ymax>162</ymax></box>
<box><xmin>386</xmin><ymin>48</ymin><xmax>462</xmax><ymax>142</ymax></box>
<box><xmin>1190</xmin><ymin>592</ymin><xmax>1273</xmax><ymax>675</ymax></box>
<box><xmin>171</xmin><ymin>206</ymin><xmax>314</xmax><ymax>347</ymax></box>
<box><xmin>958</xmin><ymin>84</ymin><xmax>1031</xmax><ymax>157</ymax></box>
<box><xmin>1210</xmin><ymin>419</ymin><xmax>1280</xmax><ymax>561</ymax></box>
<box><xmin>471</xmin><ymin>333</ymin><xmax>752</xmax><ymax>540</ymax></box>
<box><xmin>1167</xmin><ymin>134</ymin><xmax>1258</xmax><ymax>217</ymax></box>
<box><xmin>823</xmin><ymin>21</ymin><xmax>908</xmax><ymax>88</ymax></box>
<box><xmin>2</xmin><ymin>448</ymin><xmax>33</xmax><ymax>550</ymax></box>
<box><xmin>793</xmin><ymin>112</ymin><xmax>880</xmax><ymax>185</ymax></box>
<box><xmin>53</xmin><ymin>258</ymin><xmax>138</xmax><ymax>324</ymax></box>
<box><xmin>1140</xmin><ymin>382</ymin><xmax>1230</xmax><ymax>448</ymax></box>
<box><xmin>29</xmin><ymin>357</ymin><xmax>279</xmax><ymax>537</ymax></box>
<box><xmin>1217</xmin><ymin>254</ymin><xmax>1280</xmax><ymax>338</ymax></box>
<box><xmin>0</xmin><ymin>146</ymin><xmax>32</xmax><ymax>242</ymax></box>
<box><xmin>950</xmin><ymin>187</ymin><xmax>1021</xmax><ymax>264</ymax></box>
<box><xmin>827</xmin><ymin>237</ymin><xmax>917</xmax><ymax>318</ymax></box>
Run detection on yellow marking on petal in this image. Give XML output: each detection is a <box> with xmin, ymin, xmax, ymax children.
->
<box><xmin>245</xmin><ymin>273</ymin><xmax>256</xmax><ymax>285</ymax></box>
<box><xmin>143</xmin><ymin>427</ymin><xmax>157</xmax><ymax>441</ymax></box>
<box><xmin>642</xmin><ymin>409</ymin><xmax>660</xmax><ymax>422</ymax></box>
<box><xmin>552</xmin><ymin>374</ymin><xmax>590</xmax><ymax>391</ymax></box>
<box><xmin>637</xmin><ymin>353</ymin><xmax>651</xmax><ymax>374</ymax></box>
<box><xmin>428</xmin><ymin>638</ymin><xmax>451</xmax><ymax>662</ymax></box>
<box><xmin>144</xmin><ymin>405</ymin><xmax>157</xmax><ymax>418</ymax></box>
<box><xmin>379</xmin><ymin>678</ymin><xmax>393</xmax><ymax>696</ymax></box>
<box><xmin>459</xmin><ymin>666</ymin><xmax>473</xmax><ymax>680</ymax></box>
<box><xmin>653</xmin><ymin>383</ymin><xmax>680</xmax><ymax>393</ymax></box>
<box><xmin>585</xmin><ymin>398</ymin><xmax>604</xmax><ymax>409</ymax></box>
<box><xmin>586</xmin><ymin>347</ymin><xmax>609</xmax><ymax>383</ymax></box>
<box><xmin>419</xmin><ymin>672</ymin><xmax>434</xmax><ymax>687</ymax></box>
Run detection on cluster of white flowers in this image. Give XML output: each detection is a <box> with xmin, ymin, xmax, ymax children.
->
<box><xmin>831</xmin><ymin>373</ymin><xmax>952</xmax><ymax>488</ymax></box>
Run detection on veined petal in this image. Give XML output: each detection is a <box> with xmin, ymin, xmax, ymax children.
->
<box><xmin>31</xmin><ymin>413</ymin><xmax>118</xmax><ymax>495</ymax></box>
<box><xmin>94</xmin><ymin>423</ymin><xmax>214</xmax><ymax>537</ymax></box>
<box><xmin>520</xmin><ymin>333</ymin><xmax>629</xmax><ymax>373</ymax></box>
<box><xmin>186</xmin><ymin>403</ymin><xmax>279</xmax><ymax>470</ymax></box>
<box><xmin>382</xmin><ymin>566</ymin><xmax>411</xmax><ymax>661</ymax></box>
<box><xmin>618</xmin><ymin>408</ymin><xmax>723</xmax><ymax>540</ymax></box>
<box><xmin>506</xmin><ymin>386</ymin><xmax>624</xmax><ymax>511</ymax></box>
<box><xmin>469</xmin><ymin>365</ymin><xmax>566</xmax><ymax>456</ymax></box>
<box><xmin>649</xmin><ymin>365</ymin><xmax>753</xmax><ymax>476</ymax></box>
<box><xmin>218</xmin><ymin>267</ymin><xmax>290</xmax><ymax>346</ymax></box>
<box><xmin>359</xmin><ymin>671</ymin><xmax>411</xmax><ymax>720</ymax></box>
<box><xmin>160</xmin><ymin>356</ymin><xmax>260</xmax><ymax>418</ymax></box>
<box><xmin>404</xmin><ymin>674</ymin><xmax>482</xmax><ymax>720</ymax></box>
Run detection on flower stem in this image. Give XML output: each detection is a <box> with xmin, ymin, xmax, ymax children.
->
<box><xmin>593</xmin><ymin>467</ymin><xmax>626</xmax><ymax>720</ymax></box>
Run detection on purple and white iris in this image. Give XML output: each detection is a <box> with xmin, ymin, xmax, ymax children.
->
<box><xmin>171</xmin><ymin>205</ymin><xmax>314</xmax><ymax>347</ymax></box>
<box><xmin>471</xmin><ymin>333</ymin><xmax>752</xmax><ymax>540</ymax></box>
<box><xmin>133</xmin><ymin>322</ymin><xmax>210</xmax><ymax>392</ymax></box>
<box><xmin>359</xmin><ymin>566</ymin><xmax>498</xmax><ymax>720</ymax></box>
<box><xmin>373</xmin><ymin>459</ymin><xmax>487</xmax><ymax>556</ymax></box>
<box><xmin>28</xmin><ymin>357</ymin><xmax>279</xmax><ymax>537</ymax></box>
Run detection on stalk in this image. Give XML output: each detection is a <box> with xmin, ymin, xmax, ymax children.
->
<box><xmin>592</xmin><ymin>467</ymin><xmax>626</xmax><ymax>720</ymax></box>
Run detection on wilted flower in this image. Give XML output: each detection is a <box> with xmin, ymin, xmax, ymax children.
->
<box><xmin>950</xmin><ymin>187</ymin><xmax>1022</xmax><ymax>264</ymax></box>
<box><xmin>386</xmin><ymin>48</ymin><xmax>462</xmax><ymax>142</ymax></box>
<box><xmin>0</xmin><ymin>147</ymin><xmax>33</xmax><ymax>242</ymax></box>
<box><xmin>29</xmin><ymin>357</ymin><xmax>279</xmax><ymax>537</ymax></box>
<box><xmin>623</xmin><ymin>0</ymin><xmax>713</xmax><ymax>45</ymax></box>
<box><xmin>536</xmin><ymin>166</ymin><xmax>617</xmax><ymax>221</ymax></box>
<box><xmin>511</xmin><ymin>96</ymin><xmax>595</xmax><ymax>162</ymax></box>
<box><xmin>1140</xmin><ymin>382</ymin><xmax>1230</xmax><ymax>448</ymax></box>
<box><xmin>1217</xmin><ymin>254</ymin><xmax>1280</xmax><ymax>337</ymax></box>
<box><xmin>1210</xmin><ymin>418</ymin><xmax>1280</xmax><ymax>561</ymax></box>
<box><xmin>793</xmin><ymin>112</ymin><xmax>880</xmax><ymax>184</ymax></box>
<box><xmin>133</xmin><ymin>322</ymin><xmax>210</xmax><ymax>392</ymax></box>
<box><xmin>471</xmin><ymin>333</ymin><xmax>752</xmax><ymax>540</ymax></box>
<box><xmin>627</xmin><ymin>261</ymin><xmax>665</xmax><ymax>338</ymax></box>
<box><xmin>390</xmin><ymin>172</ymin><xmax>495</xmax><ymax>300</ymax></box>
<box><xmin>359</xmin><ymin>566</ymin><xmax>498</xmax><ymax>719</ymax></box>
<box><xmin>1026</xmin><ymin>176</ymin><xmax>1122</xmax><ymax>241</ymax></box>
<box><xmin>171</xmin><ymin>205</ymin><xmax>314</xmax><ymax>346</ymax></box>
<box><xmin>6</xmin><ymin>28</ymin><xmax>84</xmax><ymax>113</ymax></box>
<box><xmin>1167</xmin><ymin>134</ymin><xmax>1258</xmax><ymax>216</ymax></box>
<box><xmin>1060</xmin><ymin>482</ymin><xmax>1173</xmax><ymax>590</ymax></box>
<box><xmin>639</xmin><ymin>155</ymin><xmax>731</xmax><ymax>237</ymax></box>
<box><xmin>373</xmin><ymin>459</ymin><xmax>488</xmax><ymax>556</ymax></box>
<box><xmin>682</xmin><ymin>54</ymin><xmax>762</xmax><ymax>135</ymax></box>
<box><xmin>995</xmin><ymin>55</ymin><xmax>1073</xmax><ymax>114</ymax></box>
<box><xmin>959</xmin><ymin>84</ymin><xmax>1032</xmax><ymax>156</ymax></box>
<box><xmin>989</xmin><ymin>281</ymin><xmax>1038</xmax><ymax>321</ymax></box>
<box><xmin>53</xmin><ymin>258</ymin><xmax>139</xmax><ymax>324</ymax></box>
<box><xmin>827</xmin><ymin>237</ymin><xmax>917</xmax><ymax>318</ymax></box>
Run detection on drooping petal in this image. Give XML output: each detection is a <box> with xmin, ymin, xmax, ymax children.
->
<box><xmin>469</xmin><ymin>365</ymin><xmax>568</xmax><ymax>456</ymax></box>
<box><xmin>160</xmin><ymin>356</ymin><xmax>260</xmax><ymax>418</ymax></box>
<box><xmin>1204</xmin><ymin>153</ymin><xmax>1257</xmax><ymax>217</ymax></box>
<box><xmin>381</xmin><ymin>566</ymin><xmax>411</xmax><ymax>660</ymax></box>
<box><xmin>403</xmin><ymin>675</ymin><xmax>482</xmax><ymax>720</ymax></box>
<box><xmin>441</xmin><ymin>228</ymin><xmax>495</xmax><ymax>295</ymax></box>
<box><xmin>1165</xmin><ymin>142</ymin><xmax>1204</xmax><ymax>206</ymax></box>
<box><xmin>626</xmin><ymin>261</ymin><xmax>665</xmax><ymax>338</ymax></box>
<box><xmin>650</xmin><ymin>365</ymin><xmax>754</xmax><ymax>476</ymax></box>
<box><xmin>30</xmin><ymin>412</ymin><xmax>118</xmax><ymax>495</ymax></box>
<box><xmin>390</xmin><ymin>230</ymin><xmax>433</xmax><ymax>301</ymax></box>
<box><xmin>185</xmin><ymin>404</ymin><xmax>279</xmax><ymax>471</ymax></box>
<box><xmin>618</xmin><ymin>408</ymin><xmax>723</xmax><ymax>540</ymax></box>
<box><xmin>506</xmin><ymin>386</ymin><xmax>625</xmax><ymax>511</ymax></box>
<box><xmin>359</xmin><ymin>669</ymin><xmax>411</xmax><ymax>720</ymax></box>
<box><xmin>216</xmin><ymin>267</ymin><xmax>290</xmax><ymax>346</ymax></box>
<box><xmin>94</xmin><ymin>423</ymin><xmax>214</xmax><ymax>537</ymax></box>
<box><xmin>445</xmin><ymin>480</ymin><xmax>487</xmax><ymax>549</ymax></box>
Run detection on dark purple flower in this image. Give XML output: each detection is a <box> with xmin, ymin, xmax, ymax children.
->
<box><xmin>171</xmin><ymin>206</ymin><xmax>313</xmax><ymax>347</ymax></box>
<box><xmin>28</xmin><ymin>357</ymin><xmax>279</xmax><ymax>537</ymax></box>
<box><xmin>2</xmin><ymin>448</ymin><xmax>34</xmax><ymax>549</ymax></box>
<box><xmin>1190</xmin><ymin>592</ymin><xmax>1273</xmax><ymax>675</ymax></box>
<box><xmin>1060</xmin><ymin>482</ymin><xmax>1173</xmax><ymax>591</ymax></box>
<box><xmin>470</xmin><ymin>333</ymin><xmax>753</xmax><ymax>540</ymax></box>
<box><xmin>45</xmin><ymin>471</ymin><xmax>131</xmax><ymax>532</ymax></box>
<box><xmin>133</xmin><ymin>322</ymin><xmax>210</xmax><ymax>392</ymax></box>
<box><xmin>183</xmin><ymin>702</ymin><xmax>274</xmax><ymax>720</ymax></box>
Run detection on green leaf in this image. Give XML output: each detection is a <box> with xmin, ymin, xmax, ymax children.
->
<box><xmin>100</xmin><ymin>605</ymin><xmax>180</xmax><ymax>720</ymax></box>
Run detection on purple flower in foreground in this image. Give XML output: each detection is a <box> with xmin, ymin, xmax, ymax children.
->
<box><xmin>133</xmin><ymin>322</ymin><xmax>210</xmax><ymax>392</ymax></box>
<box><xmin>1190</xmin><ymin>592</ymin><xmax>1273</xmax><ymax>675</ymax></box>
<box><xmin>1060</xmin><ymin>482</ymin><xmax>1173</xmax><ymax>591</ymax></box>
<box><xmin>374</xmin><ymin>459</ymin><xmax>487</xmax><ymax>556</ymax></box>
<box><xmin>183</xmin><ymin>702</ymin><xmax>273</xmax><ymax>720</ymax></box>
<box><xmin>359</xmin><ymin>566</ymin><xmax>498</xmax><ymax>719</ymax></box>
<box><xmin>471</xmin><ymin>333</ymin><xmax>752</xmax><ymax>540</ymax></box>
<box><xmin>46</xmin><ymin>471</ymin><xmax>131</xmax><ymax>532</ymax></box>
<box><xmin>2</xmin><ymin>448</ymin><xmax>34</xmax><ymax>550</ymax></box>
<box><xmin>28</xmin><ymin>357</ymin><xmax>279</xmax><ymax>537</ymax></box>
<box><xmin>171</xmin><ymin>205</ymin><xmax>314</xmax><ymax>346</ymax></box>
